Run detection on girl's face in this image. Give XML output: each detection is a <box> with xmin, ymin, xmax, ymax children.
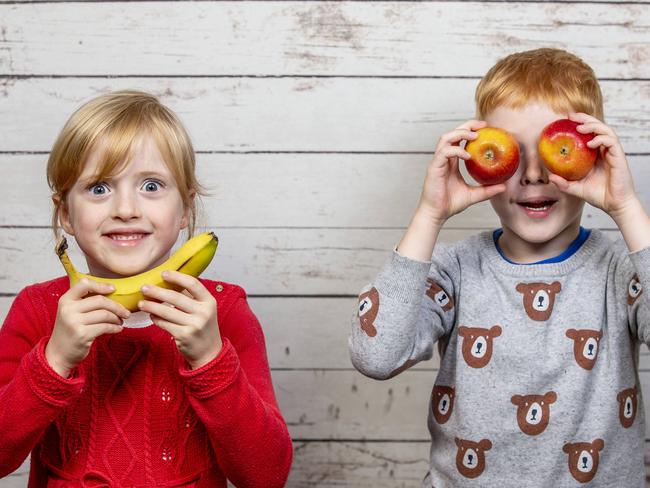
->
<box><xmin>59</xmin><ymin>134</ymin><xmax>191</xmax><ymax>278</ymax></box>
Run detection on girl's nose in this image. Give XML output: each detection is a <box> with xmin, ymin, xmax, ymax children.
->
<box><xmin>520</xmin><ymin>150</ymin><xmax>549</xmax><ymax>185</ymax></box>
<box><xmin>111</xmin><ymin>191</ymin><xmax>141</xmax><ymax>220</ymax></box>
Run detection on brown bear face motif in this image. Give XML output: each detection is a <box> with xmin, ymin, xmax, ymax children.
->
<box><xmin>628</xmin><ymin>274</ymin><xmax>642</xmax><ymax>306</ymax></box>
<box><xmin>511</xmin><ymin>391</ymin><xmax>557</xmax><ymax>436</ymax></box>
<box><xmin>563</xmin><ymin>439</ymin><xmax>604</xmax><ymax>483</ymax></box>
<box><xmin>431</xmin><ymin>385</ymin><xmax>455</xmax><ymax>424</ymax></box>
<box><xmin>515</xmin><ymin>281</ymin><xmax>561</xmax><ymax>321</ymax></box>
<box><xmin>455</xmin><ymin>437</ymin><xmax>492</xmax><ymax>479</ymax></box>
<box><xmin>566</xmin><ymin>329</ymin><xmax>602</xmax><ymax>370</ymax></box>
<box><xmin>358</xmin><ymin>287</ymin><xmax>379</xmax><ymax>337</ymax></box>
<box><xmin>617</xmin><ymin>385</ymin><xmax>638</xmax><ymax>428</ymax></box>
<box><xmin>426</xmin><ymin>278</ymin><xmax>454</xmax><ymax>312</ymax></box>
<box><xmin>458</xmin><ymin>325</ymin><xmax>502</xmax><ymax>369</ymax></box>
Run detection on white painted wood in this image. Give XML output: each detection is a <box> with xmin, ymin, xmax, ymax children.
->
<box><xmin>1</xmin><ymin>2</ymin><xmax>649</xmax><ymax>77</ymax></box>
<box><xmin>1</xmin><ymin>78</ymin><xmax>649</xmax><ymax>153</ymax></box>
<box><xmin>3</xmin><ymin>153</ymin><xmax>646</xmax><ymax>229</ymax></box>
<box><xmin>0</xmin><ymin>227</ymin><xmax>624</xmax><ymax>296</ymax></box>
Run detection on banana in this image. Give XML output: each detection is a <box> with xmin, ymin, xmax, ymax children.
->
<box><xmin>56</xmin><ymin>231</ymin><xmax>219</xmax><ymax>312</ymax></box>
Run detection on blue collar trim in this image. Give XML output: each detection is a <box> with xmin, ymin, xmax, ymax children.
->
<box><xmin>492</xmin><ymin>227</ymin><xmax>591</xmax><ymax>265</ymax></box>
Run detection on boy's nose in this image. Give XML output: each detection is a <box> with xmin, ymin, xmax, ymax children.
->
<box><xmin>520</xmin><ymin>152</ymin><xmax>549</xmax><ymax>185</ymax></box>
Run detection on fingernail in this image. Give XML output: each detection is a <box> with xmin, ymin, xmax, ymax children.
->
<box><xmin>161</xmin><ymin>271</ymin><xmax>169</xmax><ymax>279</ymax></box>
<box><xmin>123</xmin><ymin>310</ymin><xmax>131</xmax><ymax>318</ymax></box>
<box><xmin>141</xmin><ymin>285</ymin><xmax>149</xmax><ymax>292</ymax></box>
<box><xmin>138</xmin><ymin>301</ymin><xmax>145</xmax><ymax>309</ymax></box>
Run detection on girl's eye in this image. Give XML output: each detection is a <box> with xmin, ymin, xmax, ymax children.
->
<box><xmin>88</xmin><ymin>183</ymin><xmax>109</xmax><ymax>195</ymax></box>
<box><xmin>142</xmin><ymin>180</ymin><xmax>163</xmax><ymax>192</ymax></box>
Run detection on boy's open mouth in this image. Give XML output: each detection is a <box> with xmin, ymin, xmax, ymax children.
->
<box><xmin>517</xmin><ymin>199</ymin><xmax>557</xmax><ymax>211</ymax></box>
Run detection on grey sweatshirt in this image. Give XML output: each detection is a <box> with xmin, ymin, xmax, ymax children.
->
<box><xmin>349</xmin><ymin>229</ymin><xmax>650</xmax><ymax>487</ymax></box>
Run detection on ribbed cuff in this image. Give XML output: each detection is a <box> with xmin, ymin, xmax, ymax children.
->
<box><xmin>23</xmin><ymin>337</ymin><xmax>85</xmax><ymax>408</ymax></box>
<box><xmin>179</xmin><ymin>338</ymin><xmax>240</xmax><ymax>399</ymax></box>
<box><xmin>375</xmin><ymin>249</ymin><xmax>431</xmax><ymax>303</ymax></box>
<box><xmin>628</xmin><ymin>245</ymin><xmax>650</xmax><ymax>287</ymax></box>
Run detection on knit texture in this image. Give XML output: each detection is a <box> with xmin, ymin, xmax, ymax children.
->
<box><xmin>349</xmin><ymin>229</ymin><xmax>650</xmax><ymax>487</ymax></box>
<box><xmin>0</xmin><ymin>277</ymin><xmax>292</xmax><ymax>487</ymax></box>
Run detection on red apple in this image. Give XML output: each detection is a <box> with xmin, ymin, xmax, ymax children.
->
<box><xmin>538</xmin><ymin>119</ymin><xmax>597</xmax><ymax>181</ymax></box>
<box><xmin>464</xmin><ymin>127</ymin><xmax>520</xmax><ymax>185</ymax></box>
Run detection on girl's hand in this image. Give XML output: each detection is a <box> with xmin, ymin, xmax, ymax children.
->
<box><xmin>139</xmin><ymin>271</ymin><xmax>222</xmax><ymax>369</ymax></box>
<box><xmin>418</xmin><ymin>119</ymin><xmax>507</xmax><ymax>225</ymax></box>
<box><xmin>548</xmin><ymin>113</ymin><xmax>640</xmax><ymax>221</ymax></box>
<box><xmin>46</xmin><ymin>279</ymin><xmax>129</xmax><ymax>377</ymax></box>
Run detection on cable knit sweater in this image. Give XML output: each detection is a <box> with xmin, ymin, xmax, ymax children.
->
<box><xmin>0</xmin><ymin>277</ymin><xmax>292</xmax><ymax>487</ymax></box>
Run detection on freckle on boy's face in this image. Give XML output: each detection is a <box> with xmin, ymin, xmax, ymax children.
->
<box><xmin>485</xmin><ymin>103</ymin><xmax>585</xmax><ymax>248</ymax></box>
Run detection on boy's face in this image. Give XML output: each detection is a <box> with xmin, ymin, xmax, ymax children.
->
<box><xmin>59</xmin><ymin>134</ymin><xmax>190</xmax><ymax>278</ymax></box>
<box><xmin>486</xmin><ymin>103</ymin><xmax>585</xmax><ymax>248</ymax></box>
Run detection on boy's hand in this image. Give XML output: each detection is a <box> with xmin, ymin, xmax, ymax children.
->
<box><xmin>138</xmin><ymin>271</ymin><xmax>222</xmax><ymax>369</ymax></box>
<box><xmin>46</xmin><ymin>279</ymin><xmax>128</xmax><ymax>378</ymax></box>
<box><xmin>418</xmin><ymin>119</ymin><xmax>507</xmax><ymax>225</ymax></box>
<box><xmin>548</xmin><ymin>113</ymin><xmax>640</xmax><ymax>221</ymax></box>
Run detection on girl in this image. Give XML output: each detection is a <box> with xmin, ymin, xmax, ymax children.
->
<box><xmin>0</xmin><ymin>90</ymin><xmax>293</xmax><ymax>487</ymax></box>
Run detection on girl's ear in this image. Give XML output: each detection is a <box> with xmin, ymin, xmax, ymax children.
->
<box><xmin>53</xmin><ymin>194</ymin><xmax>75</xmax><ymax>236</ymax></box>
<box><xmin>181</xmin><ymin>190</ymin><xmax>196</xmax><ymax>230</ymax></box>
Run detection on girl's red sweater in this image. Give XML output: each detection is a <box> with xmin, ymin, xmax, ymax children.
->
<box><xmin>0</xmin><ymin>277</ymin><xmax>292</xmax><ymax>487</ymax></box>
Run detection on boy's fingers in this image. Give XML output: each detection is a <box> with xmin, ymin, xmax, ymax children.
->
<box><xmin>467</xmin><ymin>183</ymin><xmax>506</xmax><ymax>204</ymax></box>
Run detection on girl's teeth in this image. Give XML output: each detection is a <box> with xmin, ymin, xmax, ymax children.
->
<box><xmin>111</xmin><ymin>234</ymin><xmax>143</xmax><ymax>241</ymax></box>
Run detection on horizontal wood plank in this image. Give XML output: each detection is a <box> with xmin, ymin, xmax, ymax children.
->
<box><xmin>0</xmin><ymin>227</ymin><xmax>624</xmax><ymax>296</ymax></box>
<box><xmin>1</xmin><ymin>2</ymin><xmax>649</xmax><ymax>78</ymax></box>
<box><xmin>0</xmin><ymin>153</ymin><xmax>639</xmax><ymax>229</ymax></box>
<box><xmin>1</xmin><ymin>78</ymin><xmax>649</xmax><ymax>153</ymax></box>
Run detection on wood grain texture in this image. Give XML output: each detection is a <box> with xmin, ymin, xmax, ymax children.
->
<box><xmin>1</xmin><ymin>78</ymin><xmax>649</xmax><ymax>153</ymax></box>
<box><xmin>0</xmin><ymin>153</ymin><xmax>642</xmax><ymax>229</ymax></box>
<box><xmin>1</xmin><ymin>2</ymin><xmax>649</xmax><ymax>77</ymax></box>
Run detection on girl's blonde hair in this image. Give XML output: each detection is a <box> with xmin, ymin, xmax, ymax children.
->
<box><xmin>47</xmin><ymin>90</ymin><xmax>205</xmax><ymax>239</ymax></box>
<box><xmin>475</xmin><ymin>48</ymin><xmax>604</xmax><ymax>120</ymax></box>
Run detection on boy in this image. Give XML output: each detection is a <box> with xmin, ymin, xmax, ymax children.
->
<box><xmin>349</xmin><ymin>48</ymin><xmax>650</xmax><ymax>486</ymax></box>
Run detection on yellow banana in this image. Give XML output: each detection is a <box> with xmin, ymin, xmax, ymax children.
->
<box><xmin>56</xmin><ymin>231</ymin><xmax>219</xmax><ymax>312</ymax></box>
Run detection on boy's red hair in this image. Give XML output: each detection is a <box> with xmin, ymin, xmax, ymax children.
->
<box><xmin>475</xmin><ymin>48</ymin><xmax>603</xmax><ymax>120</ymax></box>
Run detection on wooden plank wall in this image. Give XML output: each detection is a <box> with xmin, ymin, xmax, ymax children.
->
<box><xmin>1</xmin><ymin>1</ymin><xmax>650</xmax><ymax>486</ymax></box>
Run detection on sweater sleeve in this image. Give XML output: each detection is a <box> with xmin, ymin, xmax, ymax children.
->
<box><xmin>178</xmin><ymin>288</ymin><xmax>292</xmax><ymax>488</ymax></box>
<box><xmin>0</xmin><ymin>286</ymin><xmax>85</xmax><ymax>478</ymax></box>
<box><xmin>348</xmin><ymin>244</ymin><xmax>459</xmax><ymax>380</ymax></box>
<box><xmin>618</xmin><ymin>246</ymin><xmax>650</xmax><ymax>345</ymax></box>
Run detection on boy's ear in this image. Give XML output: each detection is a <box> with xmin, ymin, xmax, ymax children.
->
<box><xmin>52</xmin><ymin>195</ymin><xmax>75</xmax><ymax>236</ymax></box>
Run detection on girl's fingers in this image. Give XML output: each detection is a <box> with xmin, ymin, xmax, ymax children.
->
<box><xmin>82</xmin><ymin>309</ymin><xmax>124</xmax><ymax>326</ymax></box>
<box><xmin>161</xmin><ymin>270</ymin><xmax>212</xmax><ymax>302</ymax></box>
<box><xmin>68</xmin><ymin>278</ymin><xmax>115</xmax><ymax>300</ymax></box>
<box><xmin>149</xmin><ymin>314</ymin><xmax>184</xmax><ymax>338</ymax></box>
<box><xmin>86</xmin><ymin>323</ymin><xmax>124</xmax><ymax>337</ymax></box>
<box><xmin>77</xmin><ymin>294</ymin><xmax>130</xmax><ymax>319</ymax></box>
<box><xmin>140</xmin><ymin>284</ymin><xmax>196</xmax><ymax>313</ymax></box>
<box><xmin>138</xmin><ymin>299</ymin><xmax>188</xmax><ymax>324</ymax></box>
